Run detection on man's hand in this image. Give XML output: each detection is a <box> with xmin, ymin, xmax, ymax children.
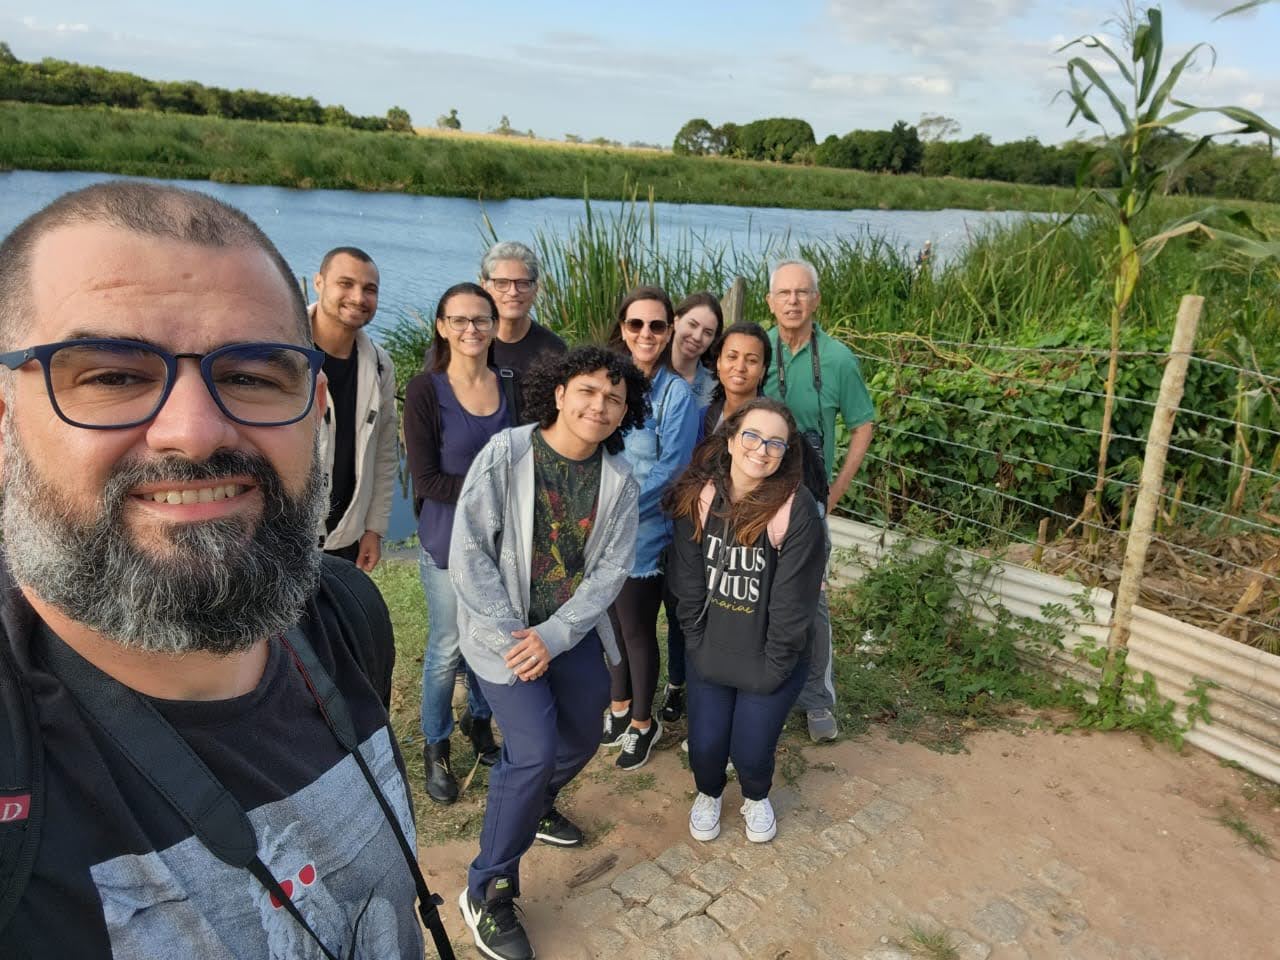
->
<box><xmin>505</xmin><ymin>628</ymin><xmax>551</xmax><ymax>682</ymax></box>
<box><xmin>355</xmin><ymin>530</ymin><xmax>382</xmax><ymax>572</ymax></box>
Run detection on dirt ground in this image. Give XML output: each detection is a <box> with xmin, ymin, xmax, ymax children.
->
<box><xmin>418</xmin><ymin>718</ymin><xmax>1278</xmax><ymax>959</ymax></box>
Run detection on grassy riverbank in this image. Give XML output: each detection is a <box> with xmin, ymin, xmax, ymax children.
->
<box><xmin>0</xmin><ymin>100</ymin><xmax>1083</xmax><ymax>212</ymax></box>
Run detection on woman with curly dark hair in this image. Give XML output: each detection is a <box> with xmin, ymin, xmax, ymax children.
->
<box><xmin>602</xmin><ymin>285</ymin><xmax>703</xmax><ymax>771</ymax></box>
<box><xmin>448</xmin><ymin>346</ymin><xmax>647</xmax><ymax>960</ymax></box>
<box><xmin>665</xmin><ymin>397</ymin><xmax>828</xmax><ymax>845</ymax></box>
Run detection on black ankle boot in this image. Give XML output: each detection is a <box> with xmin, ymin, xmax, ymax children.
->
<box><xmin>460</xmin><ymin>711</ymin><xmax>501</xmax><ymax>767</ymax></box>
<box><xmin>424</xmin><ymin>739</ymin><xmax>459</xmax><ymax>804</ymax></box>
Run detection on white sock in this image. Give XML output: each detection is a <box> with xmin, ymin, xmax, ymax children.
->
<box><xmin>611</xmin><ymin>708</ymin><xmax>629</xmax><ymax>718</ymax></box>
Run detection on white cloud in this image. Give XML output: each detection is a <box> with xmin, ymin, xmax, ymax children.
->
<box><xmin>56</xmin><ymin>23</ymin><xmax>88</xmax><ymax>33</ymax></box>
<box><xmin>903</xmin><ymin>75</ymin><xmax>954</xmax><ymax>96</ymax></box>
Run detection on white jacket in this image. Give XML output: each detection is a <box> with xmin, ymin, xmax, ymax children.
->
<box><xmin>313</xmin><ymin>309</ymin><xmax>399</xmax><ymax>550</ymax></box>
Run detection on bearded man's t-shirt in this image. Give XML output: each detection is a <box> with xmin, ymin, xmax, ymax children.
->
<box><xmin>0</xmin><ymin>561</ymin><xmax>424</xmax><ymax>960</ymax></box>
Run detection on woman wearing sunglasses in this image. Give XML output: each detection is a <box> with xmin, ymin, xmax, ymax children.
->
<box><xmin>602</xmin><ymin>285</ymin><xmax>702</xmax><ymax>770</ymax></box>
<box><xmin>404</xmin><ymin>282</ymin><xmax>519</xmax><ymax>804</ymax></box>
<box><xmin>665</xmin><ymin>398</ymin><xmax>827</xmax><ymax>843</ymax></box>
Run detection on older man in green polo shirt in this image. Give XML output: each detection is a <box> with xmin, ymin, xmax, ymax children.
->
<box><xmin>763</xmin><ymin>258</ymin><xmax>875</xmax><ymax>742</ymax></box>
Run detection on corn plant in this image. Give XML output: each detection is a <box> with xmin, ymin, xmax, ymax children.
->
<box><xmin>1057</xmin><ymin>1</ymin><xmax>1280</xmax><ymax>526</ymax></box>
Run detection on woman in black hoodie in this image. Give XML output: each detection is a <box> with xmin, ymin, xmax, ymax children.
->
<box><xmin>664</xmin><ymin>398</ymin><xmax>828</xmax><ymax>844</ymax></box>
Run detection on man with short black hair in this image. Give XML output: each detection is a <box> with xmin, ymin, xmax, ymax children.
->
<box><xmin>0</xmin><ymin>182</ymin><xmax>433</xmax><ymax>958</ymax></box>
<box><xmin>311</xmin><ymin>246</ymin><xmax>397</xmax><ymax>571</ymax></box>
<box><xmin>763</xmin><ymin>258</ymin><xmax>876</xmax><ymax>743</ymax></box>
<box><xmin>450</xmin><ymin>346</ymin><xmax>645</xmax><ymax>960</ymax></box>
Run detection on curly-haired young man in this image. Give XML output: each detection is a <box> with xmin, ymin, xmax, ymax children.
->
<box><xmin>448</xmin><ymin>346</ymin><xmax>647</xmax><ymax>960</ymax></box>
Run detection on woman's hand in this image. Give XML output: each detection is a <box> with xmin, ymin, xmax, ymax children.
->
<box><xmin>505</xmin><ymin>628</ymin><xmax>551</xmax><ymax>682</ymax></box>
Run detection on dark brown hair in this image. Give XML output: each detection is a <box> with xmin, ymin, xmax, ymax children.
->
<box><xmin>605</xmin><ymin>285</ymin><xmax>676</xmax><ymax>373</ymax></box>
<box><xmin>664</xmin><ymin>396</ymin><xmax>802</xmax><ymax>546</ymax></box>
<box><xmin>429</xmin><ymin>282</ymin><xmax>499</xmax><ymax>373</ymax></box>
<box><xmin>674</xmin><ymin>291</ymin><xmax>725</xmax><ymax>369</ymax></box>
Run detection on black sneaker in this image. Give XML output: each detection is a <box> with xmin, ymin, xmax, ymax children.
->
<box><xmin>460</xmin><ymin>710</ymin><xmax>501</xmax><ymax>767</ymax></box>
<box><xmin>458</xmin><ymin>877</ymin><xmax>534</xmax><ymax>960</ymax></box>
<box><xmin>659</xmin><ymin>684</ymin><xmax>685</xmax><ymax>723</ymax></box>
<box><xmin>601</xmin><ymin>710</ymin><xmax>630</xmax><ymax>747</ymax></box>
<box><xmin>535</xmin><ymin>808</ymin><xmax>584</xmax><ymax>847</ymax></box>
<box><xmin>616</xmin><ymin>720</ymin><xmax>662</xmax><ymax>771</ymax></box>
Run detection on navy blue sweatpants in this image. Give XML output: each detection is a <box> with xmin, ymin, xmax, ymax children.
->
<box><xmin>686</xmin><ymin>657</ymin><xmax>808</xmax><ymax>801</ymax></box>
<box><xmin>468</xmin><ymin>630</ymin><xmax>609</xmax><ymax>899</ymax></box>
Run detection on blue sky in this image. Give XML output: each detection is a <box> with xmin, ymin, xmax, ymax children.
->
<box><xmin>4</xmin><ymin>1</ymin><xmax>1278</xmax><ymax>147</ymax></box>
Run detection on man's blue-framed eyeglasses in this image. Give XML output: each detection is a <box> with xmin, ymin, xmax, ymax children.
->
<box><xmin>0</xmin><ymin>338</ymin><xmax>326</xmax><ymax>430</ymax></box>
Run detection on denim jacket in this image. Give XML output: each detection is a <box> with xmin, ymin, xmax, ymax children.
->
<box><xmin>622</xmin><ymin>365</ymin><xmax>702</xmax><ymax>577</ymax></box>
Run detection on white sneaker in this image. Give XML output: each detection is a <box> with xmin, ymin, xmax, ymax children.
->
<box><xmin>741</xmin><ymin>797</ymin><xmax>777</xmax><ymax>843</ymax></box>
<box><xmin>689</xmin><ymin>792</ymin><xmax>722</xmax><ymax>842</ymax></box>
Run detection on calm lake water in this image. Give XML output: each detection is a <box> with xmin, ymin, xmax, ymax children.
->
<box><xmin>0</xmin><ymin>169</ymin><xmax>1028</xmax><ymax>539</ymax></box>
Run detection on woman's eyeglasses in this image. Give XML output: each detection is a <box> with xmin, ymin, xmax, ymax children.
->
<box><xmin>623</xmin><ymin>318</ymin><xmax>670</xmax><ymax>335</ymax></box>
<box><xmin>442</xmin><ymin>315</ymin><xmax>495</xmax><ymax>332</ymax></box>
<box><xmin>738</xmin><ymin>430</ymin><xmax>788</xmax><ymax>458</ymax></box>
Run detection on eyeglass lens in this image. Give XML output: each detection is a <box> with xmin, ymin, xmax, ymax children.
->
<box><xmin>46</xmin><ymin>342</ymin><xmax>315</xmax><ymax>428</ymax></box>
<box><xmin>623</xmin><ymin>318</ymin><xmax>669</xmax><ymax>334</ymax></box>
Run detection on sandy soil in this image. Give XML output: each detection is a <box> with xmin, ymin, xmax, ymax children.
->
<box><xmin>418</xmin><ymin>719</ymin><xmax>1278</xmax><ymax>959</ymax></box>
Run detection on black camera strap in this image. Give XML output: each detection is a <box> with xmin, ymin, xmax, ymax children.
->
<box><xmin>35</xmin><ymin>627</ymin><xmax>454</xmax><ymax>960</ymax></box>
<box><xmin>776</xmin><ymin>325</ymin><xmax>824</xmax><ymax>418</ymax></box>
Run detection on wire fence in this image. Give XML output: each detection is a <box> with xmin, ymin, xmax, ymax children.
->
<box><xmin>833</xmin><ymin>328</ymin><xmax>1280</xmax><ymax>655</ymax></box>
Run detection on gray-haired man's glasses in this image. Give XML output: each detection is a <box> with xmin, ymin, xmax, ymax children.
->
<box><xmin>0</xmin><ymin>338</ymin><xmax>325</xmax><ymax>430</ymax></box>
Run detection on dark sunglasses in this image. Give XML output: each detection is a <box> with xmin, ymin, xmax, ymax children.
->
<box><xmin>622</xmin><ymin>318</ymin><xmax>670</xmax><ymax>335</ymax></box>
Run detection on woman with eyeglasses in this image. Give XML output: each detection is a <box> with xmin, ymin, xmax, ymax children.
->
<box><xmin>664</xmin><ymin>397</ymin><xmax>827</xmax><ymax>844</ymax></box>
<box><xmin>404</xmin><ymin>282</ymin><xmax>520</xmax><ymax>804</ymax></box>
<box><xmin>602</xmin><ymin>285</ymin><xmax>702</xmax><ymax>771</ymax></box>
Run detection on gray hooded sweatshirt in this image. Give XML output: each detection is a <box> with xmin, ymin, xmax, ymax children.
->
<box><xmin>449</xmin><ymin>423</ymin><xmax>639</xmax><ymax>685</ymax></box>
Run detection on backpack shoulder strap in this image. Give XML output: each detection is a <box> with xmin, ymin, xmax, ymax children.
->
<box><xmin>0</xmin><ymin>640</ymin><xmax>42</xmax><ymax>936</ymax></box>
<box><xmin>766</xmin><ymin>491</ymin><xmax>797</xmax><ymax>551</ymax></box>
<box><xmin>497</xmin><ymin>367</ymin><xmax>520</xmax><ymax>424</ymax></box>
<box><xmin>696</xmin><ymin>481</ymin><xmax>716</xmax><ymax>531</ymax></box>
<box><xmin>317</xmin><ymin>555</ymin><xmax>395</xmax><ymax>712</ymax></box>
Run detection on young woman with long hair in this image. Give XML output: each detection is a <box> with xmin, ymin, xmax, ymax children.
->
<box><xmin>665</xmin><ymin>398</ymin><xmax>828</xmax><ymax>843</ymax></box>
<box><xmin>403</xmin><ymin>282</ymin><xmax>518</xmax><ymax>804</ymax></box>
<box><xmin>602</xmin><ymin>285</ymin><xmax>702</xmax><ymax>770</ymax></box>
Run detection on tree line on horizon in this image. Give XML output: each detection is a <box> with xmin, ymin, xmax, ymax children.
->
<box><xmin>673</xmin><ymin>115</ymin><xmax>1280</xmax><ymax>204</ymax></box>
<box><xmin>0</xmin><ymin>43</ymin><xmax>413</xmax><ymax>134</ymax></box>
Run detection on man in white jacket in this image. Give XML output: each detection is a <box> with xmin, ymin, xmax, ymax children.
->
<box><xmin>311</xmin><ymin>247</ymin><xmax>398</xmax><ymax>571</ymax></box>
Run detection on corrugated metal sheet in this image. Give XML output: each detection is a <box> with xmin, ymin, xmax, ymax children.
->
<box><xmin>827</xmin><ymin>516</ymin><xmax>1280</xmax><ymax>784</ymax></box>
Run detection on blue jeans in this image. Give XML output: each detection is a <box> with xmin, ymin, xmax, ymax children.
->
<box><xmin>687</xmin><ymin>657</ymin><xmax>808</xmax><ymax>801</ymax></box>
<box><xmin>468</xmin><ymin>630</ymin><xmax>609</xmax><ymax>899</ymax></box>
<box><xmin>419</xmin><ymin>548</ymin><xmax>491</xmax><ymax>745</ymax></box>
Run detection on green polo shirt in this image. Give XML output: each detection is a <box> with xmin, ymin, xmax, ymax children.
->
<box><xmin>763</xmin><ymin>325</ymin><xmax>875</xmax><ymax>478</ymax></box>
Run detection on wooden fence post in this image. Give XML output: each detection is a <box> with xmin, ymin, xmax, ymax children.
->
<box><xmin>722</xmin><ymin>277</ymin><xmax>746</xmax><ymax>326</ymax></box>
<box><xmin>1106</xmin><ymin>294</ymin><xmax>1204</xmax><ymax>659</ymax></box>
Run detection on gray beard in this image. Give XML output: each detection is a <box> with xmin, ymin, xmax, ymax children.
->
<box><xmin>1</xmin><ymin>421</ymin><xmax>325</xmax><ymax>656</ymax></box>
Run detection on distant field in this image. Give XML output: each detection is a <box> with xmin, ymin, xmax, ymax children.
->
<box><xmin>0</xmin><ymin>101</ymin><xmax>1083</xmax><ymax>213</ymax></box>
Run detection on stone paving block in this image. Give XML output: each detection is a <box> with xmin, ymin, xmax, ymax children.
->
<box><xmin>838</xmin><ymin>774</ymin><xmax>883</xmax><ymax>809</ymax></box>
<box><xmin>584</xmin><ymin>926</ymin><xmax>628</xmax><ymax>954</ymax></box>
<box><xmin>564</xmin><ymin>887</ymin><xmax>623</xmax><ymax>925</ymax></box>
<box><xmin>726</xmin><ymin>841</ymin><xmax>774</xmax><ymax>871</ymax></box>
<box><xmin>736</xmin><ymin>924</ymin><xmax>789</xmax><ymax>957</ymax></box>
<box><xmin>881</xmin><ymin>776</ymin><xmax>939</xmax><ymax>805</ymax></box>
<box><xmin>1038</xmin><ymin>858</ymin><xmax>1086</xmax><ymax>895</ymax></box>
<box><xmin>817</xmin><ymin>937</ymin><xmax>858</xmax><ymax>958</ymax></box>
<box><xmin>860</xmin><ymin>947</ymin><xmax>912</xmax><ymax>960</ymax></box>
<box><xmin>700</xmin><ymin>943</ymin><xmax>745</xmax><ymax>960</ymax></box>
<box><xmin>1010</xmin><ymin>882</ymin><xmax>1069</xmax><ymax>915</ymax></box>
<box><xmin>850</xmin><ymin>797</ymin><xmax>910</xmax><ymax>836</ymax></box>
<box><xmin>816</xmin><ymin>821</ymin><xmax>868</xmax><ymax>856</ymax></box>
<box><xmin>668</xmin><ymin>914</ymin><xmax>726</xmax><ymax>951</ymax></box>
<box><xmin>616</xmin><ymin>905</ymin><xmax>668</xmax><ymax>939</ymax></box>
<box><xmin>970</xmin><ymin>897</ymin><xmax>1028</xmax><ymax>944</ymax></box>
<box><xmin>689</xmin><ymin>858</ymin><xmax>740</xmax><ymax>896</ymax></box>
<box><xmin>776</xmin><ymin>893</ymin><xmax>819</xmax><ymax>921</ymax></box>
<box><xmin>647</xmin><ymin>882</ymin><xmax>712</xmax><ymax>924</ymax></box>
<box><xmin>786</xmin><ymin>805</ymin><xmax>835</xmax><ymax>833</ymax></box>
<box><xmin>655</xmin><ymin>842</ymin><xmax>700</xmax><ymax>878</ymax></box>
<box><xmin>946</xmin><ymin>928</ymin><xmax>992</xmax><ymax>960</ymax></box>
<box><xmin>776</xmin><ymin>840</ymin><xmax>833</xmax><ymax>876</ymax></box>
<box><xmin>737</xmin><ymin>864</ymin><xmax>789</xmax><ymax>902</ymax></box>
<box><xmin>770</xmin><ymin>785</ymin><xmax>803</xmax><ymax>816</ymax></box>
<box><xmin>867</xmin><ymin>826</ymin><xmax>925</xmax><ymax>875</ymax></box>
<box><xmin>705</xmin><ymin>889</ymin><xmax>756</xmax><ymax>933</ymax></box>
<box><xmin>611</xmin><ymin>861</ymin><xmax>671</xmax><ymax>906</ymax></box>
<box><xmin>1051</xmin><ymin>910</ymin><xmax>1089</xmax><ymax>945</ymax></box>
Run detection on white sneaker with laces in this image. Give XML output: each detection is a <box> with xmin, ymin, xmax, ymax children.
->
<box><xmin>689</xmin><ymin>792</ymin><xmax>722</xmax><ymax>842</ymax></box>
<box><xmin>741</xmin><ymin>797</ymin><xmax>777</xmax><ymax>843</ymax></box>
